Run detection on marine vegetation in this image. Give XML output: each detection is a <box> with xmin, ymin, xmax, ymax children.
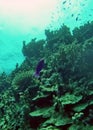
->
<box><xmin>0</xmin><ymin>21</ymin><xmax>93</xmax><ymax>130</ymax></box>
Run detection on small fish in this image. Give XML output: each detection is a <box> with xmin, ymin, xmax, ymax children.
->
<box><xmin>76</xmin><ymin>16</ymin><xmax>79</xmax><ymax>21</ymax></box>
<box><xmin>34</xmin><ymin>58</ymin><xmax>44</xmax><ymax>78</ymax></box>
<box><xmin>89</xmin><ymin>14</ymin><xmax>92</xmax><ymax>16</ymax></box>
<box><xmin>71</xmin><ymin>14</ymin><xmax>74</xmax><ymax>17</ymax></box>
<box><xmin>63</xmin><ymin>1</ymin><xmax>66</xmax><ymax>4</ymax></box>
<box><xmin>63</xmin><ymin>8</ymin><xmax>66</xmax><ymax>10</ymax></box>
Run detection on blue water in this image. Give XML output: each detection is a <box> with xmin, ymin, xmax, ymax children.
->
<box><xmin>0</xmin><ymin>0</ymin><xmax>93</xmax><ymax>74</ymax></box>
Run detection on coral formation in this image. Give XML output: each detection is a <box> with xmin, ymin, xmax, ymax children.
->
<box><xmin>0</xmin><ymin>21</ymin><xmax>93</xmax><ymax>129</ymax></box>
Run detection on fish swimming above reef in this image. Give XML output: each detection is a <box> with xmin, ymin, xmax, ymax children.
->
<box><xmin>34</xmin><ymin>58</ymin><xmax>44</xmax><ymax>78</ymax></box>
<box><xmin>63</xmin><ymin>1</ymin><xmax>66</xmax><ymax>4</ymax></box>
<box><xmin>71</xmin><ymin>14</ymin><xmax>74</xmax><ymax>17</ymax></box>
<box><xmin>76</xmin><ymin>16</ymin><xmax>79</xmax><ymax>21</ymax></box>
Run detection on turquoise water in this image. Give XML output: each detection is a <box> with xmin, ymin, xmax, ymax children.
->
<box><xmin>0</xmin><ymin>0</ymin><xmax>93</xmax><ymax>73</ymax></box>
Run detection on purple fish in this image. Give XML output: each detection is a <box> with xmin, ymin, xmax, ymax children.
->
<box><xmin>34</xmin><ymin>58</ymin><xmax>44</xmax><ymax>78</ymax></box>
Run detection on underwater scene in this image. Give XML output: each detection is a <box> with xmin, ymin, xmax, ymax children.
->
<box><xmin>0</xmin><ymin>0</ymin><xmax>93</xmax><ymax>130</ymax></box>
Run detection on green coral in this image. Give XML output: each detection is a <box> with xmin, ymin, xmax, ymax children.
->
<box><xmin>29</xmin><ymin>107</ymin><xmax>53</xmax><ymax>118</ymax></box>
<box><xmin>60</xmin><ymin>93</ymin><xmax>82</xmax><ymax>105</ymax></box>
<box><xmin>12</xmin><ymin>70</ymin><xmax>33</xmax><ymax>91</ymax></box>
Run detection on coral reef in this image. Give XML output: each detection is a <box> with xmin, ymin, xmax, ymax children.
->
<box><xmin>0</xmin><ymin>21</ymin><xmax>93</xmax><ymax>130</ymax></box>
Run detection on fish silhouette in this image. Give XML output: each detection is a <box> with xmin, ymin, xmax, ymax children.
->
<box><xmin>34</xmin><ymin>58</ymin><xmax>44</xmax><ymax>78</ymax></box>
